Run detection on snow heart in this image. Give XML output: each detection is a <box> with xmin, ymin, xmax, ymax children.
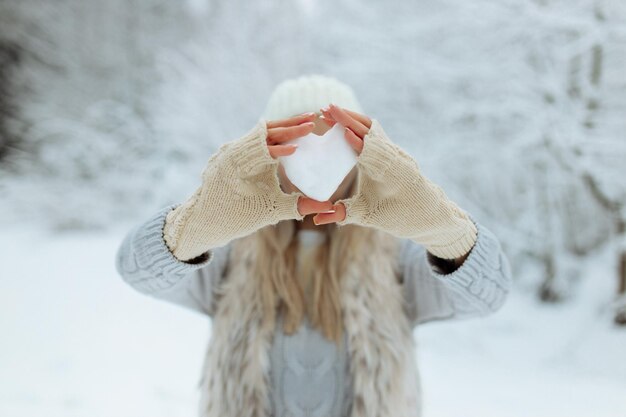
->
<box><xmin>278</xmin><ymin>122</ymin><xmax>358</xmax><ymax>201</ymax></box>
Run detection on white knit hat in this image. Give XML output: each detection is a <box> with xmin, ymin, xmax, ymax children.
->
<box><xmin>263</xmin><ymin>74</ymin><xmax>363</xmax><ymax>121</ymax></box>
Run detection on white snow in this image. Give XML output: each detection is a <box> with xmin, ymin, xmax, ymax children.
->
<box><xmin>1</xmin><ymin>226</ymin><xmax>625</xmax><ymax>417</ymax></box>
<box><xmin>2</xmin><ymin>0</ymin><xmax>626</xmax><ymax>306</ymax></box>
<box><xmin>2</xmin><ymin>1</ymin><xmax>626</xmax><ymax>414</ymax></box>
<box><xmin>279</xmin><ymin>122</ymin><xmax>357</xmax><ymax>202</ymax></box>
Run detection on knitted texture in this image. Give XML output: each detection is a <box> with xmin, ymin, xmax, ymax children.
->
<box><xmin>115</xmin><ymin>204</ymin><xmax>213</xmax><ymax>293</ymax></box>
<box><xmin>116</xmin><ymin>206</ymin><xmax>512</xmax><ymax>417</ymax></box>
<box><xmin>263</xmin><ymin>74</ymin><xmax>363</xmax><ymax>121</ymax></box>
<box><xmin>335</xmin><ymin>119</ymin><xmax>478</xmax><ymax>259</ymax></box>
<box><xmin>163</xmin><ymin>118</ymin><xmax>306</xmax><ymax>261</ymax></box>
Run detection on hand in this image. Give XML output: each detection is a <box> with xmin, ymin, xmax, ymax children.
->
<box><xmin>312</xmin><ymin>103</ymin><xmax>371</xmax><ymax>225</ymax></box>
<box><xmin>266</xmin><ymin>112</ymin><xmax>336</xmax><ymax>216</ymax></box>
<box><xmin>163</xmin><ymin>113</ymin><xmax>334</xmax><ymax>261</ymax></box>
<box><xmin>313</xmin><ymin>104</ymin><xmax>477</xmax><ymax>259</ymax></box>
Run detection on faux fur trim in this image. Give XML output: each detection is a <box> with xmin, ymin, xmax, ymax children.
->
<box><xmin>198</xmin><ymin>229</ymin><xmax>422</xmax><ymax>417</ymax></box>
<box><xmin>340</xmin><ymin>230</ymin><xmax>422</xmax><ymax>417</ymax></box>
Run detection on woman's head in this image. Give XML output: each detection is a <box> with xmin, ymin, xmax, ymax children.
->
<box><xmin>264</xmin><ymin>74</ymin><xmax>363</xmax><ymax>217</ymax></box>
<box><xmin>274</xmin><ymin>112</ymin><xmax>359</xmax><ymax>208</ymax></box>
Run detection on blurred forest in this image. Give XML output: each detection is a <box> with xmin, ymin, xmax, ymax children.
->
<box><xmin>1</xmin><ymin>0</ymin><xmax>625</xmax><ymax>314</ymax></box>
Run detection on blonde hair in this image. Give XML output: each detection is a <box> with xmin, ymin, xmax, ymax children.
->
<box><xmin>253</xmin><ymin>216</ymin><xmax>373</xmax><ymax>346</ymax></box>
<box><xmin>257</xmin><ymin>75</ymin><xmax>367</xmax><ymax>345</ymax></box>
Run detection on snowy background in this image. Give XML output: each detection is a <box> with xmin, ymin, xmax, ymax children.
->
<box><xmin>1</xmin><ymin>0</ymin><xmax>626</xmax><ymax>415</ymax></box>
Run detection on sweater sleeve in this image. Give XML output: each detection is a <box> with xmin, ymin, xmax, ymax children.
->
<box><xmin>115</xmin><ymin>205</ymin><xmax>231</xmax><ymax>316</ymax></box>
<box><xmin>163</xmin><ymin>118</ymin><xmax>304</xmax><ymax>262</ymax></box>
<box><xmin>398</xmin><ymin>215</ymin><xmax>512</xmax><ymax>328</ymax></box>
<box><xmin>335</xmin><ymin>118</ymin><xmax>478</xmax><ymax>259</ymax></box>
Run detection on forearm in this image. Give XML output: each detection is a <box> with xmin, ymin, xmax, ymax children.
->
<box><xmin>337</xmin><ymin>118</ymin><xmax>478</xmax><ymax>259</ymax></box>
<box><xmin>162</xmin><ymin>119</ymin><xmax>306</xmax><ymax>262</ymax></box>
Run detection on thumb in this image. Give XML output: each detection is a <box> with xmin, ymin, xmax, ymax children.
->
<box><xmin>298</xmin><ymin>197</ymin><xmax>335</xmax><ymax>216</ymax></box>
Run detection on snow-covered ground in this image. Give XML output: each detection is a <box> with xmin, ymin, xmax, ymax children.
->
<box><xmin>1</xmin><ymin>225</ymin><xmax>625</xmax><ymax>417</ymax></box>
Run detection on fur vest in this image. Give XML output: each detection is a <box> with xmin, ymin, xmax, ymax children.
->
<box><xmin>197</xmin><ymin>227</ymin><xmax>422</xmax><ymax>417</ymax></box>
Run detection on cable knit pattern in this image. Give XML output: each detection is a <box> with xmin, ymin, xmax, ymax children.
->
<box><xmin>399</xmin><ymin>215</ymin><xmax>513</xmax><ymax>327</ymax></box>
<box><xmin>335</xmin><ymin>118</ymin><xmax>478</xmax><ymax>259</ymax></box>
<box><xmin>427</xmin><ymin>215</ymin><xmax>511</xmax><ymax>313</ymax></box>
<box><xmin>162</xmin><ymin>118</ymin><xmax>306</xmax><ymax>261</ymax></box>
<box><xmin>270</xmin><ymin>314</ymin><xmax>352</xmax><ymax>417</ymax></box>
<box><xmin>115</xmin><ymin>205</ymin><xmax>231</xmax><ymax>315</ymax></box>
<box><xmin>116</xmin><ymin>205</ymin><xmax>512</xmax><ymax>417</ymax></box>
<box><xmin>116</xmin><ymin>205</ymin><xmax>213</xmax><ymax>293</ymax></box>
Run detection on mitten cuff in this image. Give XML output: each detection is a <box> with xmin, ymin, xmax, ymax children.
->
<box><xmin>228</xmin><ymin>117</ymin><xmax>277</xmax><ymax>178</ymax></box>
<box><xmin>275</xmin><ymin>191</ymin><xmax>307</xmax><ymax>222</ymax></box>
<box><xmin>163</xmin><ymin>188</ymin><xmax>202</xmax><ymax>259</ymax></box>
<box><xmin>423</xmin><ymin>215</ymin><xmax>478</xmax><ymax>259</ymax></box>
<box><xmin>356</xmin><ymin>119</ymin><xmax>400</xmax><ymax>180</ymax></box>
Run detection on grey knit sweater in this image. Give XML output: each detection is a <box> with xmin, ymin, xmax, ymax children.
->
<box><xmin>115</xmin><ymin>205</ymin><xmax>512</xmax><ymax>417</ymax></box>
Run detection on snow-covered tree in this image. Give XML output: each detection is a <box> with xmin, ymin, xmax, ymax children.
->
<box><xmin>1</xmin><ymin>0</ymin><xmax>625</xmax><ymax>320</ymax></box>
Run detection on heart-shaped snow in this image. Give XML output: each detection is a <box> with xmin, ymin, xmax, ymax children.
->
<box><xmin>278</xmin><ymin>122</ymin><xmax>358</xmax><ymax>201</ymax></box>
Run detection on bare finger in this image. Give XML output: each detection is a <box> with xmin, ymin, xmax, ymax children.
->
<box><xmin>268</xmin><ymin>144</ymin><xmax>298</xmax><ymax>159</ymax></box>
<box><xmin>313</xmin><ymin>203</ymin><xmax>346</xmax><ymax>225</ymax></box>
<box><xmin>322</xmin><ymin>106</ymin><xmax>371</xmax><ymax>129</ymax></box>
<box><xmin>320</xmin><ymin>108</ymin><xmax>335</xmax><ymax>121</ymax></box>
<box><xmin>297</xmin><ymin>196</ymin><xmax>334</xmax><ymax>216</ymax></box>
<box><xmin>344</xmin><ymin>127</ymin><xmax>364</xmax><ymax>154</ymax></box>
<box><xmin>319</xmin><ymin>115</ymin><xmax>336</xmax><ymax>128</ymax></box>
<box><xmin>342</xmin><ymin>108</ymin><xmax>372</xmax><ymax>129</ymax></box>
<box><xmin>268</xmin><ymin>122</ymin><xmax>315</xmax><ymax>144</ymax></box>
<box><xmin>266</xmin><ymin>112</ymin><xmax>316</xmax><ymax>129</ymax></box>
<box><xmin>328</xmin><ymin>104</ymin><xmax>369</xmax><ymax>138</ymax></box>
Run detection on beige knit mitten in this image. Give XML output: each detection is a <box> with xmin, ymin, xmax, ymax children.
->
<box><xmin>163</xmin><ymin>118</ymin><xmax>306</xmax><ymax>261</ymax></box>
<box><xmin>334</xmin><ymin>119</ymin><xmax>478</xmax><ymax>259</ymax></box>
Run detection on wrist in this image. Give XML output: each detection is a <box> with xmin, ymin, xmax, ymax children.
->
<box><xmin>228</xmin><ymin>118</ymin><xmax>276</xmax><ymax>179</ymax></box>
<box><xmin>428</xmin><ymin>247</ymin><xmax>471</xmax><ymax>273</ymax></box>
<box><xmin>423</xmin><ymin>216</ymin><xmax>478</xmax><ymax>259</ymax></box>
<box><xmin>355</xmin><ymin>119</ymin><xmax>398</xmax><ymax>181</ymax></box>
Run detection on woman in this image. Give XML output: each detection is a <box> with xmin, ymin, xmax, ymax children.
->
<box><xmin>115</xmin><ymin>74</ymin><xmax>512</xmax><ymax>417</ymax></box>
